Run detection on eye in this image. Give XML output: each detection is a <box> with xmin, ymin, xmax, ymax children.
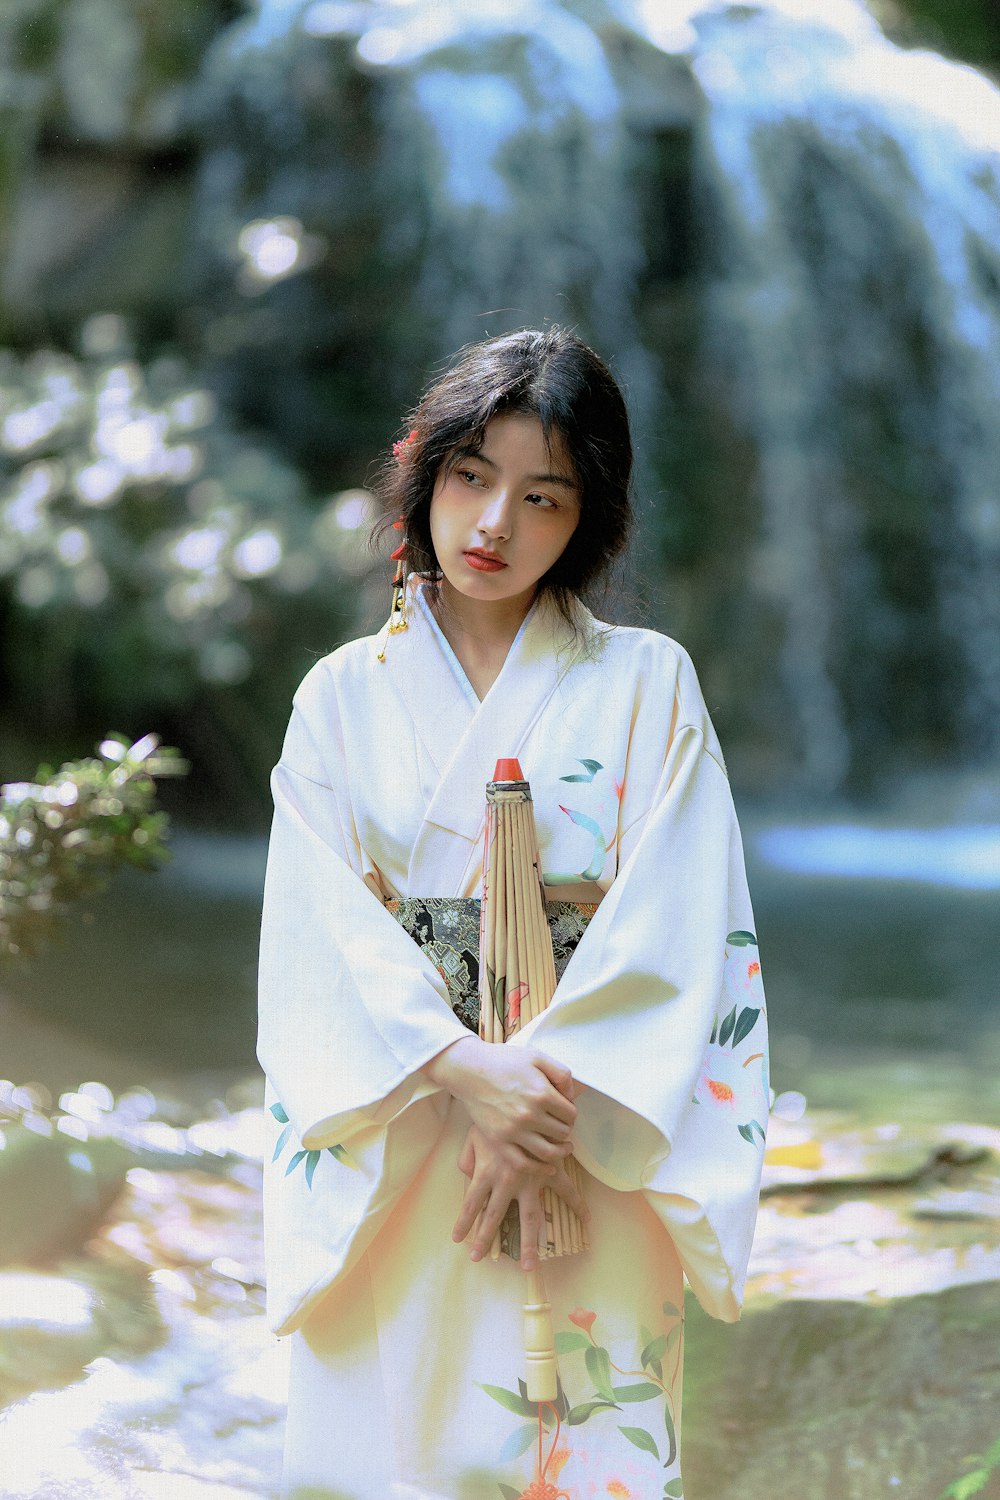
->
<box><xmin>457</xmin><ymin>467</ymin><xmax>484</xmax><ymax>486</ymax></box>
<box><xmin>525</xmin><ymin>492</ymin><xmax>557</xmax><ymax>509</ymax></box>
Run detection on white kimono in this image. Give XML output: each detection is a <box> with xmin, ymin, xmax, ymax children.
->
<box><xmin>257</xmin><ymin>577</ymin><xmax>768</xmax><ymax>1500</ymax></box>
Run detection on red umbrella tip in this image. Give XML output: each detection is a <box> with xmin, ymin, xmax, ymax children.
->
<box><xmin>493</xmin><ymin>758</ymin><xmax>524</xmax><ymax>781</ymax></box>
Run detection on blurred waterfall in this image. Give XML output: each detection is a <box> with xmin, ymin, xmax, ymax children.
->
<box><xmin>195</xmin><ymin>0</ymin><xmax>1000</xmax><ymax>794</ymax></box>
<box><xmin>365</xmin><ymin>0</ymin><xmax>662</xmax><ymax>447</ymax></box>
<box><xmin>670</xmin><ymin>0</ymin><xmax>1000</xmax><ymax>788</ymax></box>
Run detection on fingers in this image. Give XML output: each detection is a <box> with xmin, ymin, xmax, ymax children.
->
<box><xmin>537</xmin><ymin>1083</ymin><xmax>577</xmax><ymax>1129</ymax></box>
<box><xmin>533</xmin><ymin>1052</ymin><xmax>576</xmax><ymax>1100</ymax></box>
<box><xmin>452</xmin><ymin>1176</ymin><xmax>490</xmax><ymax>1246</ymax></box>
<box><xmin>456</xmin><ymin>1131</ymin><xmax>475</xmax><ymax>1178</ymax></box>
<box><xmin>549</xmin><ymin>1163</ymin><xmax>591</xmax><ymax>1224</ymax></box>
<box><xmin>509</xmin><ymin>1082</ymin><xmax>576</xmax><ymax>1139</ymax></box>
<box><xmin>467</xmin><ymin>1189</ymin><xmax>514</xmax><ymax>1262</ymax></box>
<box><xmin>451</xmin><ymin>1150</ymin><xmax>530</xmax><ymax>1250</ymax></box>
<box><xmin>520</xmin><ymin>1130</ymin><xmax>574</xmax><ymax>1165</ymax></box>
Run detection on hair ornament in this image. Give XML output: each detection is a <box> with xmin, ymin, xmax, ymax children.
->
<box><xmin>377</xmin><ymin>514</ymin><xmax>411</xmax><ymax>660</ymax></box>
<box><xmin>392</xmin><ymin>429</ymin><xmax>418</xmax><ymax>463</ymax></box>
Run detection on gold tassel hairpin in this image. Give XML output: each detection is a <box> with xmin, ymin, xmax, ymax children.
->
<box><xmin>376</xmin><ymin>517</ymin><xmax>409</xmax><ymax>661</ymax></box>
<box><xmin>377</xmin><ymin>429</ymin><xmax>418</xmax><ymax>662</ymax></box>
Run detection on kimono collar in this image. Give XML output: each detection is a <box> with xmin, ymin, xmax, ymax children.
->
<box><xmin>377</xmin><ymin>574</ymin><xmax>599</xmax><ymax>849</ymax></box>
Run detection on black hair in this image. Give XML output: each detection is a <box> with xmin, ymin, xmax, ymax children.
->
<box><xmin>371</xmin><ymin>327</ymin><xmax>633</xmax><ymax>621</ymax></box>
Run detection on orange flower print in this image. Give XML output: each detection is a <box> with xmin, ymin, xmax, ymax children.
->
<box><xmin>705</xmin><ymin>1076</ymin><xmax>735</xmax><ymax>1106</ymax></box>
<box><xmin>748</xmin><ymin>959</ymin><xmax>761</xmax><ymax>981</ymax></box>
<box><xmin>569</xmin><ymin>1306</ymin><xmax>597</xmax><ymax>1335</ymax></box>
<box><xmin>695</xmin><ymin>1051</ymin><xmax>741</xmax><ymax>1113</ymax></box>
<box><xmin>606</xmin><ymin>1481</ymin><xmax>633</xmax><ymax>1498</ymax></box>
<box><xmin>507</xmin><ymin>982</ymin><xmax>529</xmax><ymax>1026</ymax></box>
<box><xmin>549</xmin><ymin>1447</ymin><xmax>571</xmax><ymax>1480</ymax></box>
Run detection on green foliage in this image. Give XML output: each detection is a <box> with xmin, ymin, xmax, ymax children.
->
<box><xmin>0</xmin><ymin>730</ymin><xmax>187</xmax><ymax>959</ymax></box>
<box><xmin>0</xmin><ymin>316</ymin><xmax>367</xmax><ymax>787</ymax></box>
<box><xmin>937</xmin><ymin>1437</ymin><xmax>1000</xmax><ymax>1500</ymax></box>
<box><xmin>0</xmin><ymin>0</ymin><xmax>227</xmax><ymax>147</ymax></box>
<box><xmin>876</xmin><ymin>2</ymin><xmax>1000</xmax><ymax>74</ymax></box>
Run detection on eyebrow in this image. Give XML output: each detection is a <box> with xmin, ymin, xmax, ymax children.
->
<box><xmin>454</xmin><ymin>446</ymin><xmax>579</xmax><ymax>489</ymax></box>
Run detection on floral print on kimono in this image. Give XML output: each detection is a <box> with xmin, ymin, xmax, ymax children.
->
<box><xmin>484</xmin><ymin>1304</ymin><xmax>686</xmax><ymax>1500</ymax></box>
<box><xmin>694</xmin><ymin>932</ymin><xmax>768</xmax><ymax>1145</ymax></box>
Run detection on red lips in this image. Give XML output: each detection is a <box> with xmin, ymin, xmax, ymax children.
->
<box><xmin>463</xmin><ymin>549</ymin><xmax>508</xmax><ymax>572</ymax></box>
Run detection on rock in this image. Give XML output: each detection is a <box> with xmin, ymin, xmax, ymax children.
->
<box><xmin>0</xmin><ymin>1272</ymin><xmax>102</xmax><ymax>1394</ymax></box>
<box><xmin>683</xmin><ymin>1281</ymin><xmax>1000</xmax><ymax>1500</ymax></box>
<box><xmin>0</xmin><ymin>1123</ymin><xmax>130</xmax><ymax>1264</ymax></box>
<box><xmin>0</xmin><ymin>1257</ymin><xmax>162</xmax><ymax>1406</ymax></box>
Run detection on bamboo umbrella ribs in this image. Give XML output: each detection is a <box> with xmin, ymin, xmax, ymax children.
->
<box><xmin>477</xmin><ymin>758</ymin><xmax>588</xmax><ymax>1403</ymax></box>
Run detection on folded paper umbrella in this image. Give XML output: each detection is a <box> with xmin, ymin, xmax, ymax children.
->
<box><xmin>477</xmin><ymin>758</ymin><xmax>589</xmax><ymax>1418</ymax></box>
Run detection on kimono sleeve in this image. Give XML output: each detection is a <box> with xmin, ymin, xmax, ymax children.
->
<box><xmin>256</xmin><ymin>657</ymin><xmax>470</xmax><ymax>1152</ymax></box>
<box><xmin>515</xmin><ymin>660</ymin><xmax>768</xmax><ymax>1322</ymax></box>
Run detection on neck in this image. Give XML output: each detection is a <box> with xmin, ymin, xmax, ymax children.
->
<box><xmin>428</xmin><ymin>577</ymin><xmax>538</xmax><ymax>665</ymax></box>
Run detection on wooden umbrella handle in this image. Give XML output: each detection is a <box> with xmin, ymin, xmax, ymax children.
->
<box><xmin>522</xmin><ymin>1266</ymin><xmax>558</xmax><ymax>1404</ymax></box>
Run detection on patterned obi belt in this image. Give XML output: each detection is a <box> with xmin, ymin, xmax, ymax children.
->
<box><xmin>384</xmin><ymin>897</ymin><xmax>597</xmax><ymax>1033</ymax></box>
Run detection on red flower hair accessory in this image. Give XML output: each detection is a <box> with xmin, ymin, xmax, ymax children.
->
<box><xmin>392</xmin><ymin>429</ymin><xmax>418</xmax><ymax>463</ymax></box>
<box><xmin>390</xmin><ymin>514</ymin><xmax>407</xmax><ymax>560</ymax></box>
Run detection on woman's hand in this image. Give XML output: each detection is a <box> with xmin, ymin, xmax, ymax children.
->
<box><xmin>453</xmin><ymin>1124</ymin><xmax>590</xmax><ymax>1273</ymax></box>
<box><xmin>425</xmin><ymin>1035</ymin><xmax>578</xmax><ymax>1165</ymax></box>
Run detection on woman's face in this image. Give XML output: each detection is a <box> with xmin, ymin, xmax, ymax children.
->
<box><xmin>428</xmin><ymin>412</ymin><xmax>581</xmax><ymax>615</ymax></box>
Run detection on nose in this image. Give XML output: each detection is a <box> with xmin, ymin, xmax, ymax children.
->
<box><xmin>476</xmin><ymin>489</ymin><xmax>512</xmax><ymax>542</ymax></box>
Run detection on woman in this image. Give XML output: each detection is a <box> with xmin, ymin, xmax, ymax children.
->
<box><xmin>257</xmin><ymin>328</ymin><xmax>768</xmax><ymax>1500</ymax></box>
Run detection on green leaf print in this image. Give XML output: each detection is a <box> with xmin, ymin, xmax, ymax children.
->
<box><xmin>511</xmin><ymin>1376</ymin><xmax>567</xmax><ymax>1423</ymax></box>
<box><xmin>498</xmin><ymin>1422</ymin><xmax>538</xmax><ymax>1462</ymax></box>
<box><xmin>718</xmin><ymin>1005</ymin><xmax>738</xmax><ymax>1045</ymax></box>
<box><xmin>620</xmin><ymin>1425</ymin><xmax>660</xmax><ymax>1460</ymax></box>
<box><xmin>498</xmin><ymin>1486</ymin><xmax>521</xmax><ymax>1500</ymax></box>
<box><xmin>664</xmin><ymin>1481</ymin><xmax>685</xmax><ymax>1498</ymax></box>
<box><xmin>641</xmin><ymin>1334</ymin><xmax>668</xmax><ymax>1368</ymax></box>
<box><xmin>663</xmin><ymin>1399</ymin><xmax>678</xmax><ymax>1468</ymax></box>
<box><xmin>613</xmin><ymin>1382</ymin><xmax>663</xmax><ymax>1403</ymax></box>
<box><xmin>327</xmin><ymin>1142</ymin><xmax>360</xmax><ymax>1169</ymax></box>
<box><xmin>585</xmin><ymin>1343</ymin><xmax>616</xmax><ymax>1403</ymax></box>
<box><xmin>559</xmin><ymin>759</ymin><xmax>603</xmax><ymax>782</ymax></box>
<box><xmin>493</xmin><ymin>971</ymin><xmax>506</xmax><ymax>1028</ymax></box>
<box><xmin>662</xmin><ymin>1302</ymin><xmax>680</xmax><ymax>1318</ymax></box>
<box><xmin>567</xmin><ymin>1399</ymin><xmax>619</xmax><ymax>1425</ymax></box>
<box><xmin>555</xmin><ymin>1329</ymin><xmax>592</xmax><ymax>1354</ymax></box>
<box><xmin>480</xmin><ymin>1383</ymin><xmax>537</xmax><ymax>1418</ymax></box>
<box><xmin>516</xmin><ymin>1378</ymin><xmax>553</xmax><ymax>1425</ymax></box>
<box><xmin>271</xmin><ymin>1099</ymin><xmax>357</xmax><ymax>1185</ymax></box>
<box><xmin>727</xmin><ymin>929</ymin><xmax>758</xmax><ymax>946</ymax></box>
<box><xmin>545</xmin><ymin>803</ymin><xmax>608</xmax><ymax>883</ymax></box>
<box><xmin>738</xmin><ymin>1123</ymin><xmax>755</xmax><ymax>1143</ymax></box>
<box><xmin>732</xmin><ymin>1006</ymin><xmax>762</xmax><ymax>1046</ymax></box>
